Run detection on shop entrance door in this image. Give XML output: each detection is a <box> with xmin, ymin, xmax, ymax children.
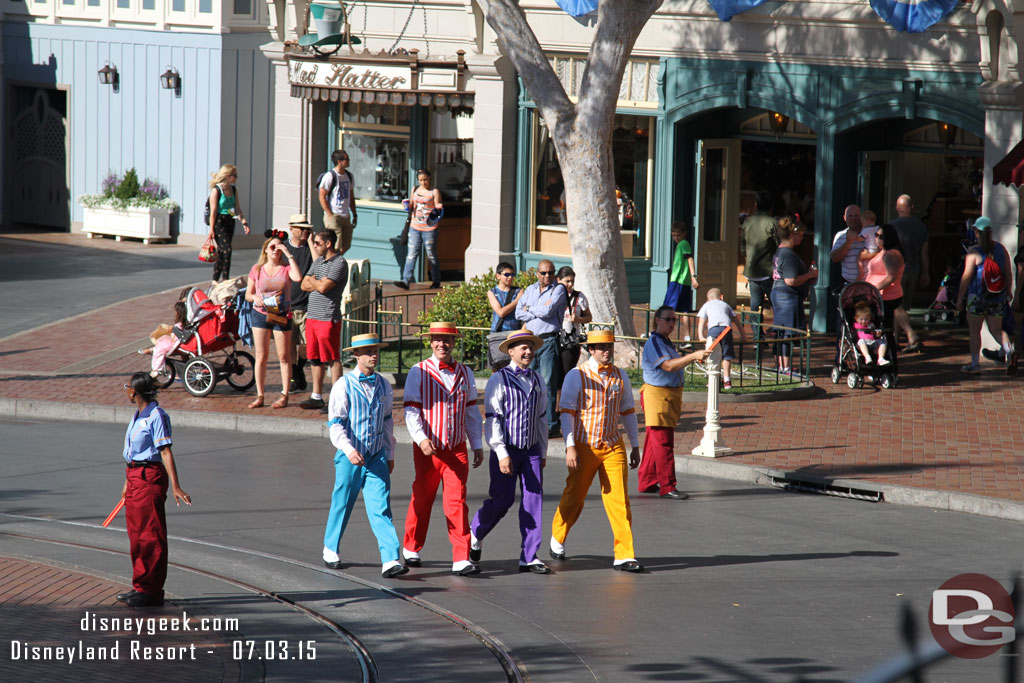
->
<box><xmin>861</xmin><ymin>151</ymin><xmax>901</xmax><ymax>223</ymax></box>
<box><xmin>693</xmin><ymin>139</ymin><xmax>740</xmax><ymax>305</ymax></box>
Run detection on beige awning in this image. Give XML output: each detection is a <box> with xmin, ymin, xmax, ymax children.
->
<box><xmin>289</xmin><ymin>86</ymin><xmax>472</xmax><ymax>109</ymax></box>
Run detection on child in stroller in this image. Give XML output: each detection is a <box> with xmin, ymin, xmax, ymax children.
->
<box><xmin>139</xmin><ymin>300</ymin><xmax>187</xmax><ymax>378</ymax></box>
<box><xmin>853</xmin><ymin>302</ymin><xmax>890</xmax><ymax>366</ymax></box>
<box><xmin>923</xmin><ymin>257</ymin><xmax>965</xmax><ymax>323</ymax></box>
<box><xmin>831</xmin><ymin>281</ymin><xmax>898</xmax><ymax>389</ymax></box>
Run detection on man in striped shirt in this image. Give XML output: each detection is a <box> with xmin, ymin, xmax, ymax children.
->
<box><xmin>402</xmin><ymin>322</ymin><xmax>485</xmax><ymax>576</ymax></box>
<box><xmin>300</xmin><ymin>230</ymin><xmax>348</xmax><ymax>410</ymax></box>
<box><xmin>322</xmin><ymin>333</ymin><xmax>408</xmax><ymax>579</ymax></box>
<box><xmin>550</xmin><ymin>329</ymin><xmax>644</xmax><ymax>573</ymax></box>
<box><xmin>469</xmin><ymin>330</ymin><xmax>551</xmax><ymax>574</ymax></box>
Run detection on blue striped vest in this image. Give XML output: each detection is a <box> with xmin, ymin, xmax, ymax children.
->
<box><xmin>495</xmin><ymin>365</ymin><xmax>543</xmax><ymax>449</ymax></box>
<box><xmin>339</xmin><ymin>373</ymin><xmax>388</xmax><ymax>457</ymax></box>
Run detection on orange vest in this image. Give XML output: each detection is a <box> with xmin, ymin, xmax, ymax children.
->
<box><xmin>572</xmin><ymin>364</ymin><xmax>633</xmax><ymax>447</ymax></box>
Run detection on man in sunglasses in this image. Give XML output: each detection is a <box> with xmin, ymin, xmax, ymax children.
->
<box><xmin>318</xmin><ymin>149</ymin><xmax>358</xmax><ymax>255</ymax></box>
<box><xmin>639</xmin><ymin>306</ymin><xmax>710</xmax><ymax>499</ymax></box>
<box><xmin>515</xmin><ymin>259</ymin><xmax>568</xmax><ymax>438</ymax></box>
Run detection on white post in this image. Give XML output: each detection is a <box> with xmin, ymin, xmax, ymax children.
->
<box><xmin>692</xmin><ymin>344</ymin><xmax>732</xmax><ymax>458</ymax></box>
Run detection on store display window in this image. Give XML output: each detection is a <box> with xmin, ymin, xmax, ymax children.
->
<box><xmin>339</xmin><ymin>102</ymin><xmax>412</xmax><ymax>203</ymax></box>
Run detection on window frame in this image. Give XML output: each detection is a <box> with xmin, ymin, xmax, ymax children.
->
<box><xmin>338</xmin><ymin>102</ymin><xmax>413</xmax><ymax>208</ymax></box>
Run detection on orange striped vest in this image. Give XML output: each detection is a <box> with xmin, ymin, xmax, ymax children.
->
<box><xmin>573</xmin><ymin>363</ymin><xmax>631</xmax><ymax>447</ymax></box>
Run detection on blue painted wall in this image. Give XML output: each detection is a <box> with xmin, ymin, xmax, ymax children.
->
<box><xmin>2</xmin><ymin>24</ymin><xmax>275</xmax><ymax>239</ymax></box>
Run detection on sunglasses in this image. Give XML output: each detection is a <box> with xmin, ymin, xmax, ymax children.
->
<box><xmin>538</xmin><ymin>270</ymin><xmax>555</xmax><ymax>276</ymax></box>
<box><xmin>313</xmin><ymin>240</ymin><xmax>326</xmax><ymax>246</ymax></box>
<box><xmin>499</xmin><ymin>272</ymin><xmax>514</xmax><ymax>277</ymax></box>
<box><xmin>339</xmin><ymin>157</ymin><xmax>349</xmax><ymax>161</ymax></box>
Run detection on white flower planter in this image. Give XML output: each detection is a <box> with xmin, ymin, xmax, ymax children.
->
<box><xmin>81</xmin><ymin>205</ymin><xmax>173</xmax><ymax>244</ymax></box>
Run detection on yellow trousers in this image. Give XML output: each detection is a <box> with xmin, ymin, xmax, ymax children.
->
<box><xmin>551</xmin><ymin>440</ymin><xmax>635</xmax><ymax>560</ymax></box>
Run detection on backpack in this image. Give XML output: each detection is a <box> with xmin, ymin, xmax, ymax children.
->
<box><xmin>982</xmin><ymin>251</ymin><xmax>1006</xmax><ymax>294</ymax></box>
<box><xmin>316</xmin><ymin>168</ymin><xmax>354</xmax><ymax>198</ymax></box>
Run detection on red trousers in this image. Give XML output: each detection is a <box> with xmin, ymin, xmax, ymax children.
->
<box><xmin>403</xmin><ymin>443</ymin><xmax>470</xmax><ymax>562</ymax></box>
<box><xmin>638</xmin><ymin>426</ymin><xmax>677</xmax><ymax>495</ymax></box>
<box><xmin>125</xmin><ymin>465</ymin><xmax>169</xmax><ymax>599</ymax></box>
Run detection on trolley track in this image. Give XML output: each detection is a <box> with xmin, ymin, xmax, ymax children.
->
<box><xmin>0</xmin><ymin>514</ymin><xmax>526</xmax><ymax>683</ymax></box>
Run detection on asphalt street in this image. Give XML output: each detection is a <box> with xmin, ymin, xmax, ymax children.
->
<box><xmin>2</xmin><ymin>418</ymin><xmax>1022</xmax><ymax>681</ymax></box>
<box><xmin>0</xmin><ymin>236</ymin><xmax>259</xmax><ymax>339</ymax></box>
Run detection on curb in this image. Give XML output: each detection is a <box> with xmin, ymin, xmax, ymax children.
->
<box><xmin>4</xmin><ymin>397</ymin><xmax>1023</xmax><ymax>524</ymax></box>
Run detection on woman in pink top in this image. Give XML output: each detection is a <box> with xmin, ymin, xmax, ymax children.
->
<box><xmin>245</xmin><ymin>231</ymin><xmax>303</xmax><ymax>409</ymax></box>
<box><xmin>863</xmin><ymin>224</ymin><xmax>905</xmax><ymax>330</ymax></box>
<box><xmin>397</xmin><ymin>169</ymin><xmax>444</xmax><ymax>289</ymax></box>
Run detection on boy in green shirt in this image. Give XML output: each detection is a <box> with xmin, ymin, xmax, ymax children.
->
<box><xmin>664</xmin><ymin>222</ymin><xmax>699</xmax><ymax>341</ymax></box>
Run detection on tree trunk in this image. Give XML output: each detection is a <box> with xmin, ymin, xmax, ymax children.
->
<box><xmin>483</xmin><ymin>0</ymin><xmax>662</xmax><ymax>365</ymax></box>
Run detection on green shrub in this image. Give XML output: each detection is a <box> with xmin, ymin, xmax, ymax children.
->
<box><xmin>419</xmin><ymin>268</ymin><xmax>539</xmax><ymax>365</ymax></box>
<box><xmin>113</xmin><ymin>168</ymin><xmax>140</xmax><ymax>201</ymax></box>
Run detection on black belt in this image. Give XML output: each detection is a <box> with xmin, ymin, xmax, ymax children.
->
<box><xmin>537</xmin><ymin>332</ymin><xmax>558</xmax><ymax>339</ymax></box>
<box><xmin>126</xmin><ymin>460</ymin><xmax>163</xmax><ymax>469</ymax></box>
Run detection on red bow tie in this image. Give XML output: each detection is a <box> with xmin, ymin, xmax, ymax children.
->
<box><xmin>438</xmin><ymin>360</ymin><xmax>456</xmax><ymax>372</ymax></box>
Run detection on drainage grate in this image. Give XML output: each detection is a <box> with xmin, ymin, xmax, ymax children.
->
<box><xmin>768</xmin><ymin>476</ymin><xmax>884</xmax><ymax>502</ymax></box>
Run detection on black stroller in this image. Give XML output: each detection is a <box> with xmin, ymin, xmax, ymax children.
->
<box><xmin>830</xmin><ymin>281</ymin><xmax>899</xmax><ymax>389</ymax></box>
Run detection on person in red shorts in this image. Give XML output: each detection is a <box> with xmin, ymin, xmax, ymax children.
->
<box><xmin>300</xmin><ymin>230</ymin><xmax>349</xmax><ymax>411</ymax></box>
<box><xmin>117</xmin><ymin>372</ymin><xmax>191</xmax><ymax>607</ymax></box>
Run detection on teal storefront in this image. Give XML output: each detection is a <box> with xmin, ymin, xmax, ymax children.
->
<box><xmin>514</xmin><ymin>55</ymin><xmax>984</xmax><ymax>332</ymax></box>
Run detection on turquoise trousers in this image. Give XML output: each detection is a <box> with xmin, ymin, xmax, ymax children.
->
<box><xmin>323</xmin><ymin>449</ymin><xmax>401</xmax><ymax>565</ymax></box>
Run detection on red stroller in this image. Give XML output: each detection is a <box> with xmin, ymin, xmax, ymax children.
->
<box><xmin>153</xmin><ymin>287</ymin><xmax>255</xmax><ymax>397</ymax></box>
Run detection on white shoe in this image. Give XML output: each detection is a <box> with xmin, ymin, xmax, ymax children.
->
<box><xmin>878</xmin><ymin>358</ymin><xmax>890</xmax><ymax>366</ymax></box>
<box><xmin>323</xmin><ymin>547</ymin><xmax>340</xmax><ymax>563</ymax></box>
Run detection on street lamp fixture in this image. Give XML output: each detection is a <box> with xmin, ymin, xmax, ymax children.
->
<box><xmin>768</xmin><ymin>111</ymin><xmax>789</xmax><ymax>138</ymax></box>
<box><xmin>160</xmin><ymin>67</ymin><xmax>181</xmax><ymax>97</ymax></box>
<box><xmin>98</xmin><ymin>63</ymin><xmax>119</xmax><ymax>92</ymax></box>
<box><xmin>936</xmin><ymin>121</ymin><xmax>958</xmax><ymax>148</ymax></box>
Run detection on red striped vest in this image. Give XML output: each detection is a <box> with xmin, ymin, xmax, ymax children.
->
<box><xmin>411</xmin><ymin>360</ymin><xmax>473</xmax><ymax>448</ymax></box>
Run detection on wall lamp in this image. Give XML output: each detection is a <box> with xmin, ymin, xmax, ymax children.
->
<box><xmin>160</xmin><ymin>67</ymin><xmax>181</xmax><ymax>97</ymax></box>
<box><xmin>768</xmin><ymin>111</ymin><xmax>789</xmax><ymax>138</ymax></box>
<box><xmin>936</xmin><ymin>121</ymin><xmax>958</xmax><ymax>148</ymax></box>
<box><xmin>98</xmin><ymin>63</ymin><xmax>119</xmax><ymax>93</ymax></box>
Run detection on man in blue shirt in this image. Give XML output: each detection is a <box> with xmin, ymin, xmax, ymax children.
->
<box><xmin>516</xmin><ymin>259</ymin><xmax>568</xmax><ymax>437</ymax></box>
<box><xmin>638</xmin><ymin>306</ymin><xmax>708</xmax><ymax>500</ymax></box>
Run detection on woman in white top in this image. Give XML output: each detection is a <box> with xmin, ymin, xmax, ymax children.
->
<box><xmin>557</xmin><ymin>266</ymin><xmax>592</xmax><ymax>374</ymax></box>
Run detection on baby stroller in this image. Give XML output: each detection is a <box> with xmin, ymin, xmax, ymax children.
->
<box><xmin>153</xmin><ymin>286</ymin><xmax>255</xmax><ymax>397</ymax></box>
<box><xmin>830</xmin><ymin>281</ymin><xmax>899</xmax><ymax>389</ymax></box>
<box><xmin>922</xmin><ymin>272</ymin><xmax>963</xmax><ymax>323</ymax></box>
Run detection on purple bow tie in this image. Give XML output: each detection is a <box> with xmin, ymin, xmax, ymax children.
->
<box><xmin>512</xmin><ymin>366</ymin><xmax>530</xmax><ymax>376</ymax></box>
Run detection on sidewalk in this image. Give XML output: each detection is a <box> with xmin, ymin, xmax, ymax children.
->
<box><xmin>1</xmin><ymin>283</ymin><xmax>1021</xmax><ymax>511</ymax></box>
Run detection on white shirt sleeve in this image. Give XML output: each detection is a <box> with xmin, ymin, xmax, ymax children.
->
<box><xmin>383</xmin><ymin>380</ymin><xmax>396</xmax><ymax>461</ymax></box>
<box><xmin>537</xmin><ymin>379</ymin><xmax>549</xmax><ymax>459</ymax></box>
<box><xmin>328</xmin><ymin>378</ymin><xmax>356</xmax><ymax>454</ymax></box>
<box><xmin>465</xmin><ymin>368</ymin><xmax>483</xmax><ymax>451</ymax></box>
<box><xmin>559</xmin><ymin>369</ymin><xmax>582</xmax><ymax>448</ymax></box>
<box><xmin>619</xmin><ymin>370</ymin><xmax>640</xmax><ymax>449</ymax></box>
<box><xmin>404</xmin><ymin>366</ymin><xmax>430</xmax><ymax>446</ymax></box>
<box><xmin>484</xmin><ymin>375</ymin><xmax>508</xmax><ymax>460</ymax></box>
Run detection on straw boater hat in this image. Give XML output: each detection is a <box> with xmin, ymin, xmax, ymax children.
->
<box><xmin>343</xmin><ymin>333</ymin><xmax>389</xmax><ymax>352</ymax></box>
<box><xmin>420</xmin><ymin>321</ymin><xmax>461</xmax><ymax>337</ymax></box>
<box><xmin>586</xmin><ymin>329</ymin><xmax>616</xmax><ymax>345</ymax></box>
<box><xmin>288</xmin><ymin>213</ymin><xmax>314</xmax><ymax>229</ymax></box>
<box><xmin>498</xmin><ymin>330</ymin><xmax>543</xmax><ymax>354</ymax></box>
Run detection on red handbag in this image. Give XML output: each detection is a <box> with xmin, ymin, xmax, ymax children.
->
<box><xmin>198</xmin><ymin>238</ymin><xmax>217</xmax><ymax>263</ymax></box>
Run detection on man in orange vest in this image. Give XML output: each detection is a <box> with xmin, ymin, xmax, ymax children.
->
<box><xmin>549</xmin><ymin>329</ymin><xmax>644</xmax><ymax>572</ymax></box>
<box><xmin>402</xmin><ymin>322</ymin><xmax>485</xmax><ymax>576</ymax></box>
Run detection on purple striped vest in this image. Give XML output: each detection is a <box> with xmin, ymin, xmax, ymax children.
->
<box><xmin>495</xmin><ymin>365</ymin><xmax>543</xmax><ymax>449</ymax></box>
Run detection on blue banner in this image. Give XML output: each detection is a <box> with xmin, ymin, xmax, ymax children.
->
<box><xmin>706</xmin><ymin>0</ymin><xmax>769</xmax><ymax>22</ymax></box>
<box><xmin>555</xmin><ymin>0</ymin><xmax>599</xmax><ymax>18</ymax></box>
<box><xmin>869</xmin><ymin>0</ymin><xmax>958</xmax><ymax>33</ymax></box>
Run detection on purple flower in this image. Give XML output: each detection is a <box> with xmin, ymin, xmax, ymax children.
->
<box><xmin>101</xmin><ymin>172</ymin><xmax>118</xmax><ymax>196</ymax></box>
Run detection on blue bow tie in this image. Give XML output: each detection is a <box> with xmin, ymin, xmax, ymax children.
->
<box><xmin>358</xmin><ymin>374</ymin><xmax>376</xmax><ymax>384</ymax></box>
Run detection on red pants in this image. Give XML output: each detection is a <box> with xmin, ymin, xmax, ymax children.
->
<box><xmin>125</xmin><ymin>465</ymin><xmax>169</xmax><ymax>599</ymax></box>
<box><xmin>403</xmin><ymin>443</ymin><xmax>470</xmax><ymax>562</ymax></box>
<box><xmin>638</xmin><ymin>426</ymin><xmax>677</xmax><ymax>495</ymax></box>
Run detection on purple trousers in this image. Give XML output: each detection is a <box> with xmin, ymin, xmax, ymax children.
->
<box><xmin>470</xmin><ymin>443</ymin><xmax>544</xmax><ymax>564</ymax></box>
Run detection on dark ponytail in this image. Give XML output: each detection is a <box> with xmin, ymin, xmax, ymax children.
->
<box><xmin>129</xmin><ymin>372</ymin><xmax>158</xmax><ymax>403</ymax></box>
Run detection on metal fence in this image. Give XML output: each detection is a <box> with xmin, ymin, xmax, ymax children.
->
<box><xmin>339</xmin><ymin>287</ymin><xmax>812</xmax><ymax>388</ymax></box>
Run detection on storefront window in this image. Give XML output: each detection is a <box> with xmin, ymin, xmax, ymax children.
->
<box><xmin>530</xmin><ymin>111</ymin><xmax>653</xmax><ymax>257</ymax></box>
<box><xmin>428</xmin><ymin>109</ymin><xmax>473</xmax><ymax>203</ymax></box>
<box><xmin>339</xmin><ymin>102</ymin><xmax>411</xmax><ymax>203</ymax></box>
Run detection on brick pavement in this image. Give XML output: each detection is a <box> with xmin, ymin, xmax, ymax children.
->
<box><xmin>0</xmin><ymin>557</ymin><xmax>239</xmax><ymax>682</ymax></box>
<box><xmin>1</xmin><ymin>278</ymin><xmax>1021</xmax><ymax>504</ymax></box>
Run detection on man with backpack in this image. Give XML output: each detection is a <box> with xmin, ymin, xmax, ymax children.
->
<box><xmin>318</xmin><ymin>150</ymin><xmax>358</xmax><ymax>255</ymax></box>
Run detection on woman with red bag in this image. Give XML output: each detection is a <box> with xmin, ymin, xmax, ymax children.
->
<box><xmin>207</xmin><ymin>164</ymin><xmax>250</xmax><ymax>281</ymax></box>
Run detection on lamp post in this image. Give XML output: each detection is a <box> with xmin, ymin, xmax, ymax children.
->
<box><xmin>691</xmin><ymin>343</ymin><xmax>732</xmax><ymax>458</ymax></box>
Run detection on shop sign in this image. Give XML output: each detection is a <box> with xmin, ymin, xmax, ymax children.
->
<box><xmin>288</xmin><ymin>61</ymin><xmax>412</xmax><ymax>90</ymax></box>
